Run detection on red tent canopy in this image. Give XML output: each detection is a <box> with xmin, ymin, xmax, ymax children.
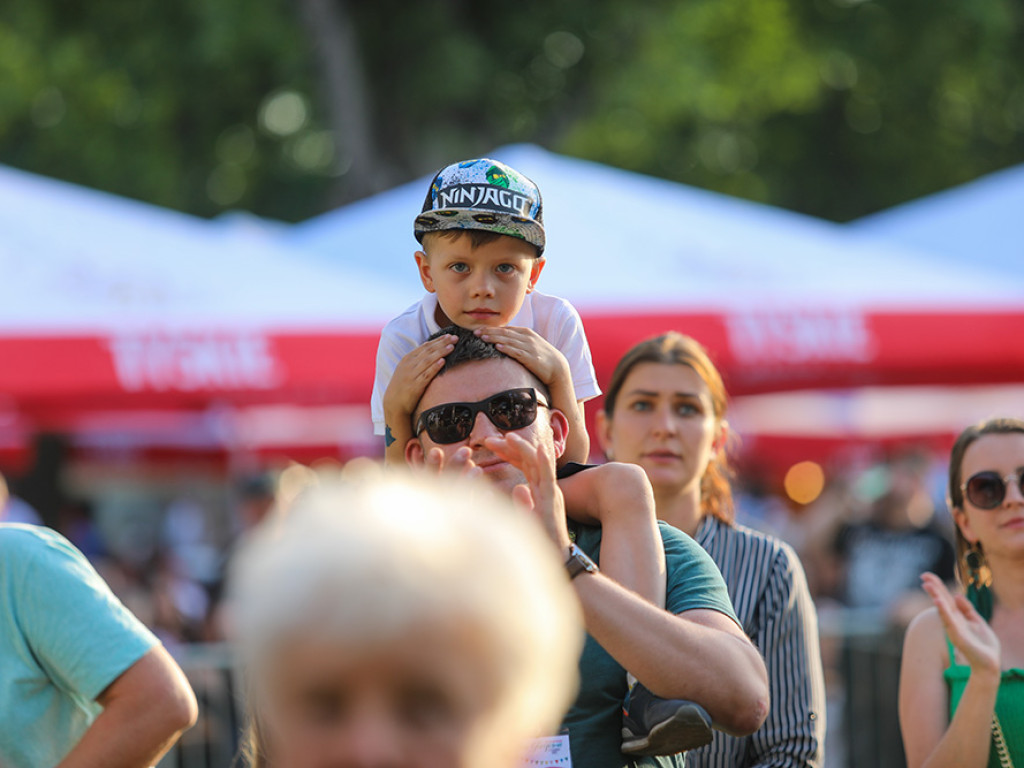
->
<box><xmin>4</xmin><ymin>150</ymin><xmax>1023</xmax><ymax>471</ymax></box>
<box><xmin>7</xmin><ymin>307</ymin><xmax>1022</xmax><ymax>415</ymax></box>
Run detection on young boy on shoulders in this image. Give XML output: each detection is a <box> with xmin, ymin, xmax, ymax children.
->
<box><xmin>372</xmin><ymin>157</ymin><xmax>715</xmax><ymax>756</ymax></box>
<box><xmin>374</xmin><ymin>158</ymin><xmax>596</xmax><ymax>466</ymax></box>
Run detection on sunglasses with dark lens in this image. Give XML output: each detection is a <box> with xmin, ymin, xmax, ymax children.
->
<box><xmin>415</xmin><ymin>388</ymin><xmax>549</xmax><ymax>445</ymax></box>
<box><xmin>962</xmin><ymin>469</ymin><xmax>1024</xmax><ymax>510</ymax></box>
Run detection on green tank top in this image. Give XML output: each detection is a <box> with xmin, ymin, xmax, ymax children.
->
<box><xmin>944</xmin><ymin>637</ymin><xmax>1024</xmax><ymax>768</ymax></box>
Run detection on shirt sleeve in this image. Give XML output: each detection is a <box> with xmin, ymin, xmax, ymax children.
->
<box><xmin>371</xmin><ymin>317</ymin><xmax>420</xmax><ymax>435</ymax></box>
<box><xmin>544</xmin><ymin>297</ymin><xmax>601</xmax><ymax>402</ymax></box>
<box><xmin>746</xmin><ymin>546</ymin><xmax>827</xmax><ymax>768</ymax></box>
<box><xmin>661</xmin><ymin>523</ymin><xmax>739</xmax><ymax>624</ymax></box>
<box><xmin>15</xmin><ymin>530</ymin><xmax>158</xmax><ymax>702</ymax></box>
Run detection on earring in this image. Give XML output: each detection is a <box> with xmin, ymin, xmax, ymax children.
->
<box><xmin>965</xmin><ymin>542</ymin><xmax>993</xmax><ymax>621</ymax></box>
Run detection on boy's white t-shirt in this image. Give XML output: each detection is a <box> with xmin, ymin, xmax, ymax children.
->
<box><xmin>372</xmin><ymin>290</ymin><xmax>601</xmax><ymax>435</ymax></box>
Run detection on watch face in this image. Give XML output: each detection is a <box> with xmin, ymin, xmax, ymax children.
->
<box><xmin>566</xmin><ymin>545</ymin><xmax>597</xmax><ymax>579</ymax></box>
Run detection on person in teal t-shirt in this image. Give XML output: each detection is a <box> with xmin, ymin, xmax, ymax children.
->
<box><xmin>405</xmin><ymin>329</ymin><xmax>770</xmax><ymax>768</ymax></box>
<box><xmin>0</xmin><ymin>524</ymin><xmax>198</xmax><ymax>768</ymax></box>
<box><xmin>561</xmin><ymin>517</ymin><xmax>743</xmax><ymax>768</ymax></box>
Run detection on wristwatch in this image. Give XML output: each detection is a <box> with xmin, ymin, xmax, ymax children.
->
<box><xmin>565</xmin><ymin>543</ymin><xmax>599</xmax><ymax>580</ymax></box>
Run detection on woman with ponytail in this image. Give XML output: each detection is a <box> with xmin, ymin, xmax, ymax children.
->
<box><xmin>899</xmin><ymin>418</ymin><xmax>1024</xmax><ymax>768</ymax></box>
<box><xmin>598</xmin><ymin>332</ymin><xmax>826</xmax><ymax>767</ymax></box>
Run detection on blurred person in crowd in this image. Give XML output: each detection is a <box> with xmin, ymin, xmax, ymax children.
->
<box><xmin>832</xmin><ymin>450</ymin><xmax>956</xmax><ymax>625</ymax></box>
<box><xmin>899</xmin><ymin>418</ymin><xmax>1024</xmax><ymax>767</ymax></box>
<box><xmin>203</xmin><ymin>471</ymin><xmax>282</xmax><ymax>643</ymax></box>
<box><xmin>228</xmin><ymin>470</ymin><xmax>584</xmax><ymax>768</ymax></box>
<box><xmin>597</xmin><ymin>332</ymin><xmax>826</xmax><ymax>768</ymax></box>
<box><xmin>0</xmin><ymin>522</ymin><xmax>197</xmax><ymax>767</ymax></box>
<box><xmin>0</xmin><ymin>469</ymin><xmax>42</xmax><ymax>525</ymax></box>
<box><xmin>404</xmin><ymin>327</ymin><xmax>768</xmax><ymax>768</ymax></box>
<box><xmin>792</xmin><ymin>475</ymin><xmax>860</xmax><ymax>603</ymax></box>
<box><xmin>55</xmin><ymin>497</ymin><xmax>106</xmax><ymax>561</ymax></box>
<box><xmin>235</xmin><ymin>472</ymin><xmax>277</xmax><ymax>530</ymax></box>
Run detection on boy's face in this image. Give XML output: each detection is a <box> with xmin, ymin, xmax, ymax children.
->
<box><xmin>416</xmin><ymin>233</ymin><xmax>544</xmax><ymax>330</ymax></box>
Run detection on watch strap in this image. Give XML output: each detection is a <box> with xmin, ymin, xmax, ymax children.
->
<box><xmin>565</xmin><ymin>543</ymin><xmax>598</xmax><ymax>580</ymax></box>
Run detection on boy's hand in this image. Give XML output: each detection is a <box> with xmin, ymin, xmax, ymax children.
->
<box><xmin>383</xmin><ymin>334</ymin><xmax>457</xmax><ymax>419</ymax></box>
<box><xmin>475</xmin><ymin>327</ymin><xmax>569</xmax><ymax>387</ymax></box>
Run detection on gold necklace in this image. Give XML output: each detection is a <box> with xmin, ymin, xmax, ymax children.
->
<box><xmin>993</xmin><ymin>713</ymin><xmax>1014</xmax><ymax>768</ymax></box>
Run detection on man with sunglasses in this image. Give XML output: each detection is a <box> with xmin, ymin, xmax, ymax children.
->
<box><xmin>405</xmin><ymin>327</ymin><xmax>769</xmax><ymax>768</ymax></box>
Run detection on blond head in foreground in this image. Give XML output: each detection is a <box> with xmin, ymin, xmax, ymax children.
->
<box><xmin>228</xmin><ymin>468</ymin><xmax>583</xmax><ymax>768</ymax></box>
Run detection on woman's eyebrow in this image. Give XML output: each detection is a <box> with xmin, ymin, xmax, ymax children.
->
<box><xmin>625</xmin><ymin>389</ymin><xmax>702</xmax><ymax>399</ymax></box>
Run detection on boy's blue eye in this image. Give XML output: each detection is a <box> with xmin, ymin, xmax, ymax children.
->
<box><xmin>495</xmin><ymin>263</ymin><xmax>516</xmax><ymax>274</ymax></box>
<box><xmin>449</xmin><ymin>263</ymin><xmax>469</xmax><ymax>273</ymax></box>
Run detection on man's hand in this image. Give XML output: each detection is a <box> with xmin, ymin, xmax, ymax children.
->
<box><xmin>475</xmin><ymin>327</ymin><xmax>569</xmax><ymax>387</ymax></box>
<box><xmin>484</xmin><ymin>433</ymin><xmax>571</xmax><ymax>551</ymax></box>
<box><xmin>420</xmin><ymin>445</ymin><xmax>483</xmax><ymax>482</ymax></box>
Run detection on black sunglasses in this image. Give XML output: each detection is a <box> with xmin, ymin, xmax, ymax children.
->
<box><xmin>961</xmin><ymin>468</ymin><xmax>1024</xmax><ymax>510</ymax></box>
<box><xmin>415</xmin><ymin>388</ymin><xmax>549</xmax><ymax>445</ymax></box>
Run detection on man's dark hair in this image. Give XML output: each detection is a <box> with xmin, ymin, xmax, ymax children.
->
<box><xmin>424</xmin><ymin>325</ymin><xmax>549</xmax><ymax>398</ymax></box>
<box><xmin>428</xmin><ymin>325</ymin><xmax>507</xmax><ymax>374</ymax></box>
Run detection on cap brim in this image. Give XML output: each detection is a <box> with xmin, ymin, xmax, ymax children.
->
<box><xmin>414</xmin><ymin>210</ymin><xmax>545</xmax><ymax>253</ymax></box>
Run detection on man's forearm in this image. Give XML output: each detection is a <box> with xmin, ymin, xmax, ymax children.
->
<box><xmin>57</xmin><ymin>711</ymin><xmax>189</xmax><ymax>768</ymax></box>
<box><xmin>572</xmin><ymin>570</ymin><xmax>769</xmax><ymax>735</ymax></box>
<box><xmin>59</xmin><ymin>648</ymin><xmax>197</xmax><ymax>768</ymax></box>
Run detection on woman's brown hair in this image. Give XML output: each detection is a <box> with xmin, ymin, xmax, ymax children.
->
<box><xmin>947</xmin><ymin>417</ymin><xmax>1024</xmax><ymax>590</ymax></box>
<box><xmin>603</xmin><ymin>332</ymin><xmax>735</xmax><ymax>525</ymax></box>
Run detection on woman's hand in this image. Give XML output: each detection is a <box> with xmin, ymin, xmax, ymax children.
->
<box><xmin>920</xmin><ymin>572</ymin><xmax>1000</xmax><ymax>677</ymax></box>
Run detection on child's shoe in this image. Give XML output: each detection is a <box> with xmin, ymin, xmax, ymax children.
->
<box><xmin>621</xmin><ymin>682</ymin><xmax>714</xmax><ymax>756</ymax></box>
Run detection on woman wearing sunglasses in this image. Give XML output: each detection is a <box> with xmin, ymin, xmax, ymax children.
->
<box><xmin>899</xmin><ymin>417</ymin><xmax>1024</xmax><ymax>768</ymax></box>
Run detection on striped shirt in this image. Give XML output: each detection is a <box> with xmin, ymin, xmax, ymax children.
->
<box><xmin>686</xmin><ymin>516</ymin><xmax>827</xmax><ymax>768</ymax></box>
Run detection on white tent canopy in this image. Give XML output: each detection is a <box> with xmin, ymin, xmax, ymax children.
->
<box><xmin>0</xmin><ymin>163</ymin><xmax>404</xmax><ymax>333</ymax></box>
<box><xmin>0</xmin><ymin>163</ymin><xmax>397</xmax><ymax>456</ymax></box>
<box><xmin>2</xmin><ymin>149</ymin><xmax>1022</xmax><ymax>463</ymax></box>
<box><xmin>289</xmin><ymin>143</ymin><xmax>1024</xmax><ymax>314</ymax></box>
<box><xmin>849</xmin><ymin>163</ymin><xmax>1024</xmax><ymax>270</ymax></box>
<box><xmin>286</xmin><ymin>145</ymin><xmax>1024</xmax><ymax>459</ymax></box>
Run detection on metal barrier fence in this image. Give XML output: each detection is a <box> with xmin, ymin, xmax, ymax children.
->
<box><xmin>158</xmin><ymin>644</ymin><xmax>242</xmax><ymax>768</ymax></box>
<box><xmin>162</xmin><ymin>617</ymin><xmax>908</xmax><ymax>768</ymax></box>
<box><xmin>829</xmin><ymin>616</ymin><xmax>907</xmax><ymax>768</ymax></box>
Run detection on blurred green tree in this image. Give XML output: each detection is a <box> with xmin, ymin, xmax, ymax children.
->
<box><xmin>1</xmin><ymin>0</ymin><xmax>1021</xmax><ymax>222</ymax></box>
<box><xmin>0</xmin><ymin>0</ymin><xmax>331</xmax><ymax>220</ymax></box>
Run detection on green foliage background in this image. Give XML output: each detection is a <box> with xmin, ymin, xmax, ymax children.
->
<box><xmin>2</xmin><ymin>0</ymin><xmax>1022</xmax><ymax>222</ymax></box>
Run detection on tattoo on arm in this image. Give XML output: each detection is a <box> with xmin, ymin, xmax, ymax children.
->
<box><xmin>384</xmin><ymin>426</ymin><xmax>396</xmax><ymax>447</ymax></box>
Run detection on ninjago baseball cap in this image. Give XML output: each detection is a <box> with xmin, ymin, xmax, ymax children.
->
<box><xmin>414</xmin><ymin>158</ymin><xmax>545</xmax><ymax>255</ymax></box>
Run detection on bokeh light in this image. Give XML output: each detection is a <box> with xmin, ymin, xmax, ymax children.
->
<box><xmin>784</xmin><ymin>460</ymin><xmax>826</xmax><ymax>505</ymax></box>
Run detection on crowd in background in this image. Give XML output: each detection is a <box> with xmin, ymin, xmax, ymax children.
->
<box><xmin>0</xmin><ymin>444</ymin><xmax>957</xmax><ymax>649</ymax></box>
